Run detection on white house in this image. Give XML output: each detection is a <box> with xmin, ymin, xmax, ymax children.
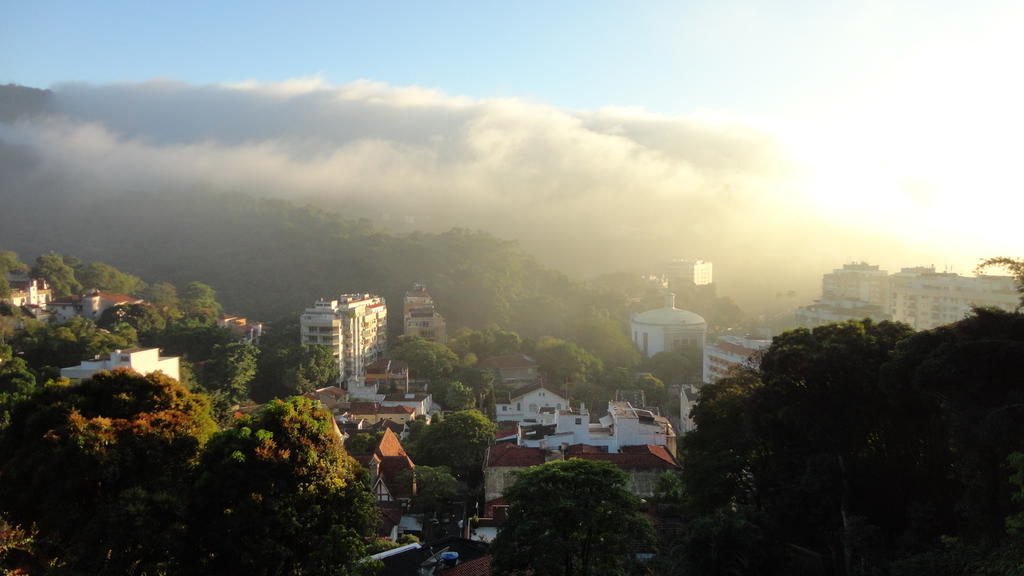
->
<box><xmin>60</xmin><ymin>348</ymin><xmax>180</xmax><ymax>381</ymax></box>
<box><xmin>518</xmin><ymin>401</ymin><xmax>677</xmax><ymax>457</ymax></box>
<box><xmin>48</xmin><ymin>290</ymin><xmax>144</xmax><ymax>323</ymax></box>
<box><xmin>495</xmin><ymin>383</ymin><xmax>569</xmax><ymax>423</ymax></box>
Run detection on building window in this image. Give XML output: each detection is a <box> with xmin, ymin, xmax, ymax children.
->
<box><xmin>575</xmin><ymin>417</ymin><xmax>582</xmax><ymax>425</ymax></box>
<box><xmin>502</xmin><ymin>406</ymin><xmax>507</xmax><ymax>412</ymax></box>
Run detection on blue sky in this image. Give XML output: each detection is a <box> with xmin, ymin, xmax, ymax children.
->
<box><xmin>6</xmin><ymin>0</ymin><xmax>1007</xmax><ymax>117</ymax></box>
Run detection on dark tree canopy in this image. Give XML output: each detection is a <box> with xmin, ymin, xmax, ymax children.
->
<box><xmin>412</xmin><ymin>409</ymin><xmax>496</xmax><ymax>482</ymax></box>
<box><xmin>0</xmin><ymin>370</ymin><xmax>216</xmax><ymax>574</ymax></box>
<box><xmin>387</xmin><ymin>335</ymin><xmax>457</xmax><ymax>381</ymax></box>
<box><xmin>679</xmin><ymin>312</ymin><xmax>1024</xmax><ymax>575</ymax></box>
<box><xmin>491</xmin><ymin>458</ymin><xmax>653</xmax><ymax>576</ymax></box>
<box><xmin>188</xmin><ymin>397</ymin><xmax>378</xmax><ymax>576</ymax></box>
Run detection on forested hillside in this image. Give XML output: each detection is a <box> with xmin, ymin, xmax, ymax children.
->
<box><xmin>1</xmin><ymin>190</ymin><xmax>627</xmax><ymax>337</ymax></box>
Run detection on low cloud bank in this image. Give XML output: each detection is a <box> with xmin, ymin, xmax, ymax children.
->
<box><xmin>0</xmin><ymin>78</ymin><xmax>933</xmax><ymax>308</ymax></box>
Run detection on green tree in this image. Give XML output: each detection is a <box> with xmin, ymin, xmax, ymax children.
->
<box><xmin>296</xmin><ymin>344</ymin><xmax>338</xmax><ymax>390</ymax></box>
<box><xmin>978</xmin><ymin>256</ymin><xmax>1024</xmax><ymax>307</ymax></box>
<box><xmin>188</xmin><ymin>397</ymin><xmax>378</xmax><ymax>575</ymax></box>
<box><xmin>571</xmin><ymin>313</ymin><xmax>640</xmax><ymax>370</ymax></box>
<box><xmin>646</xmin><ymin>348</ymin><xmax>693</xmax><ymax>386</ymax></box>
<box><xmin>0</xmin><ymin>357</ymin><xmax>36</xmax><ymax>429</ymax></box>
<box><xmin>412</xmin><ymin>409</ymin><xmax>496</xmax><ymax>483</ymax></box>
<box><xmin>75</xmin><ymin>261</ymin><xmax>146</xmax><ymax>295</ymax></box>
<box><xmin>142</xmin><ymin>281</ymin><xmax>181</xmax><ymax>320</ymax></box>
<box><xmin>533</xmin><ymin>336</ymin><xmax>602</xmax><ymax>385</ymax></box>
<box><xmin>180</xmin><ymin>281</ymin><xmax>222</xmax><ymax>325</ymax></box>
<box><xmin>0</xmin><ymin>251</ymin><xmax>28</xmax><ymax>299</ymax></box>
<box><xmin>491</xmin><ymin>458</ymin><xmax>654</xmax><ymax>576</ymax></box>
<box><xmin>398</xmin><ymin>465</ymin><xmax>458</xmax><ymax>515</ymax></box>
<box><xmin>97</xmin><ymin>302</ymin><xmax>167</xmax><ymax>342</ymax></box>
<box><xmin>0</xmin><ymin>370</ymin><xmax>216</xmax><ymax>574</ymax></box>
<box><xmin>436</xmin><ymin>380</ymin><xmax>475</xmax><ymax>411</ymax></box>
<box><xmin>30</xmin><ymin>252</ymin><xmax>81</xmax><ymax>298</ymax></box>
<box><xmin>448</xmin><ymin>326</ymin><xmax>523</xmax><ymax>360</ymax></box>
<box><xmin>14</xmin><ymin>315</ymin><xmax>135</xmax><ymax>374</ymax></box>
<box><xmin>200</xmin><ymin>342</ymin><xmax>260</xmax><ymax>406</ymax></box>
<box><xmin>389</xmin><ymin>335</ymin><xmax>458</xmax><ymax>381</ymax></box>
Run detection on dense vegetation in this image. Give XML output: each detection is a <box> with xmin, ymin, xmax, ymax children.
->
<box><xmin>0</xmin><ymin>372</ymin><xmax>378</xmax><ymax>575</ymax></box>
<box><xmin>672</xmin><ymin>310</ymin><xmax>1024</xmax><ymax>575</ymax></box>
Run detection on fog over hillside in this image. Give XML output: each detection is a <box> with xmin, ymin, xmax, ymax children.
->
<box><xmin>0</xmin><ymin>80</ymin><xmax>980</xmax><ymax>310</ymax></box>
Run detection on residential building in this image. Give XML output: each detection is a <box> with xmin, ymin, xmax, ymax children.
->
<box><xmin>516</xmin><ymin>401</ymin><xmax>678</xmax><ymax>458</ymax></box>
<box><xmin>495</xmin><ymin>383</ymin><xmax>569</xmax><ymax>423</ymax></box>
<box><xmin>889</xmin><ymin>267</ymin><xmax>1018</xmax><ymax>330</ymax></box>
<box><xmin>667</xmin><ymin>259</ymin><xmax>713</xmax><ymax>288</ymax></box>
<box><xmin>48</xmin><ymin>290</ymin><xmax>144</xmax><ymax>323</ymax></box>
<box><xmin>797</xmin><ymin>263</ymin><xmax>1020</xmax><ymax>332</ymax></box>
<box><xmin>796</xmin><ymin>263</ymin><xmax>893</xmax><ymax>329</ymax></box>
<box><xmin>822</xmin><ymin>262</ymin><xmax>890</xmax><ymax>308</ymax></box>
<box><xmin>365</xmin><ymin>358</ymin><xmax>410</xmax><ymax>393</ymax></box>
<box><xmin>4</xmin><ymin>276</ymin><xmax>51</xmax><ymax>307</ymax></box>
<box><xmin>477</xmin><ymin>354</ymin><xmax>539</xmax><ymax>385</ymax></box>
<box><xmin>381</xmin><ymin>392</ymin><xmax>434</xmax><ymax>417</ymax></box>
<box><xmin>403</xmin><ymin>283</ymin><xmax>447</xmax><ymax>344</ymax></box>
<box><xmin>703</xmin><ymin>335</ymin><xmax>772</xmax><ymax>384</ymax></box>
<box><xmin>567</xmin><ymin>444</ymin><xmax>680</xmax><ymax>498</ymax></box>
<box><xmin>217</xmin><ymin>314</ymin><xmax>264</xmax><ymax>345</ymax></box>
<box><xmin>483</xmin><ymin>443</ymin><xmax>546</xmax><ymax>503</ymax></box>
<box><xmin>795</xmin><ymin>299</ymin><xmax>891</xmax><ymax>329</ymax></box>
<box><xmin>299</xmin><ymin>293</ymin><xmax>387</xmax><ymax>386</ymax></box>
<box><xmin>352</xmin><ymin>428</ymin><xmax>416</xmax><ymax>503</ymax></box>
<box><xmin>346</xmin><ymin>401</ymin><xmax>417</xmax><ymax>425</ymax></box>
<box><xmin>60</xmin><ymin>347</ymin><xmax>180</xmax><ymax>381</ymax></box>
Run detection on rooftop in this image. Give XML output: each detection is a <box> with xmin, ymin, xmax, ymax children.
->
<box><xmin>486</xmin><ymin>443</ymin><xmax>545</xmax><ymax>468</ymax></box>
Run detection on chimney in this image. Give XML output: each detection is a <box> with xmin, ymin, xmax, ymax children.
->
<box><xmin>665</xmin><ymin>292</ymin><xmax>676</xmax><ymax>309</ymax></box>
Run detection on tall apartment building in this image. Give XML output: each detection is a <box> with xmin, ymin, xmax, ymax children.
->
<box><xmin>797</xmin><ymin>263</ymin><xmax>1018</xmax><ymax>331</ymax></box>
<box><xmin>703</xmin><ymin>335</ymin><xmax>772</xmax><ymax>384</ymax></box>
<box><xmin>795</xmin><ymin>263</ymin><xmax>892</xmax><ymax>329</ymax></box>
<box><xmin>667</xmin><ymin>259</ymin><xmax>713</xmax><ymax>289</ymax></box>
<box><xmin>889</xmin><ymin>267</ymin><xmax>1018</xmax><ymax>330</ymax></box>
<box><xmin>403</xmin><ymin>283</ymin><xmax>447</xmax><ymax>344</ymax></box>
<box><xmin>822</xmin><ymin>262</ymin><xmax>890</xmax><ymax>308</ymax></box>
<box><xmin>300</xmin><ymin>293</ymin><xmax>388</xmax><ymax>386</ymax></box>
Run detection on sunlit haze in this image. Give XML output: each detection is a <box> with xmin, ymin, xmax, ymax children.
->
<box><xmin>2</xmin><ymin>0</ymin><xmax>1021</xmax><ymax>305</ymax></box>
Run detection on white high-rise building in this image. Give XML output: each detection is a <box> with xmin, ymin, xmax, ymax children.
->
<box><xmin>300</xmin><ymin>294</ymin><xmax>388</xmax><ymax>386</ymax></box>
<box><xmin>822</xmin><ymin>262</ymin><xmax>890</xmax><ymax>308</ymax></box>
<box><xmin>797</xmin><ymin>263</ymin><xmax>1019</xmax><ymax>332</ymax></box>
<box><xmin>888</xmin><ymin>267</ymin><xmax>1018</xmax><ymax>331</ymax></box>
<box><xmin>667</xmin><ymin>259</ymin><xmax>713</xmax><ymax>287</ymax></box>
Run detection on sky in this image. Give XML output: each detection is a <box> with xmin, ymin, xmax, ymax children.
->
<box><xmin>2</xmin><ymin>0</ymin><xmax>1023</xmax><ymax>288</ymax></box>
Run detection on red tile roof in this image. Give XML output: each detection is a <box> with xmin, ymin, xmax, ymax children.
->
<box><xmin>376</xmin><ymin>429</ymin><xmax>416</xmax><ymax>499</ymax></box>
<box><xmin>574</xmin><ymin>445</ymin><xmax>679</xmax><ymax>471</ymax></box>
<box><xmin>377</xmin><ymin>428</ymin><xmax>408</xmax><ymax>459</ymax></box>
<box><xmin>486</xmin><ymin>443</ymin><xmax>545</xmax><ymax>468</ymax></box>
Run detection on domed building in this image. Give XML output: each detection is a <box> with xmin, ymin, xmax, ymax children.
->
<box><xmin>631</xmin><ymin>292</ymin><xmax>707</xmax><ymax>368</ymax></box>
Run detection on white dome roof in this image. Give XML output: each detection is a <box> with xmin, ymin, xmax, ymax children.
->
<box><xmin>632</xmin><ymin>306</ymin><xmax>706</xmax><ymax>327</ymax></box>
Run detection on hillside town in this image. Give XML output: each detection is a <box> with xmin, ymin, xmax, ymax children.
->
<box><xmin>1</xmin><ymin>250</ymin><xmax>1022</xmax><ymax>575</ymax></box>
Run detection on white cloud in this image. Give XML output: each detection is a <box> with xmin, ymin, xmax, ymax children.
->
<box><xmin>3</xmin><ymin>78</ymin><xmax>988</xmax><ymax>307</ymax></box>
